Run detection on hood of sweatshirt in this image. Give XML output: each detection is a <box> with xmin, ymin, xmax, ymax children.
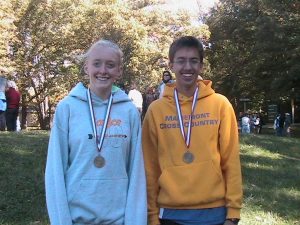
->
<box><xmin>68</xmin><ymin>82</ymin><xmax>131</xmax><ymax>104</ymax></box>
<box><xmin>162</xmin><ymin>80</ymin><xmax>215</xmax><ymax>102</ymax></box>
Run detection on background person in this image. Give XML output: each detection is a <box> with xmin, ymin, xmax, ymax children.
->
<box><xmin>142</xmin><ymin>87</ymin><xmax>157</xmax><ymax>121</ymax></box>
<box><xmin>284</xmin><ymin>113</ymin><xmax>291</xmax><ymax>137</ymax></box>
<box><xmin>0</xmin><ymin>77</ymin><xmax>7</xmax><ymax>131</ymax></box>
<box><xmin>158</xmin><ymin>70</ymin><xmax>174</xmax><ymax>98</ymax></box>
<box><xmin>258</xmin><ymin>113</ymin><xmax>265</xmax><ymax>134</ymax></box>
<box><xmin>128</xmin><ymin>83</ymin><xmax>143</xmax><ymax>114</ymax></box>
<box><xmin>142</xmin><ymin>36</ymin><xmax>242</xmax><ymax>225</ymax></box>
<box><xmin>275</xmin><ymin>113</ymin><xmax>285</xmax><ymax>136</ymax></box>
<box><xmin>253</xmin><ymin>114</ymin><xmax>260</xmax><ymax>134</ymax></box>
<box><xmin>241</xmin><ymin>113</ymin><xmax>250</xmax><ymax>134</ymax></box>
<box><xmin>5</xmin><ymin>80</ymin><xmax>21</xmax><ymax>131</ymax></box>
<box><xmin>45</xmin><ymin>39</ymin><xmax>147</xmax><ymax>225</ymax></box>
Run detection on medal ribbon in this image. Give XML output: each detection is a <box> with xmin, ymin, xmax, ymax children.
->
<box><xmin>87</xmin><ymin>88</ymin><xmax>113</xmax><ymax>152</ymax></box>
<box><xmin>174</xmin><ymin>87</ymin><xmax>199</xmax><ymax>148</ymax></box>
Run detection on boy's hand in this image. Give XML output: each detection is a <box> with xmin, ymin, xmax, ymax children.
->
<box><xmin>224</xmin><ymin>219</ymin><xmax>240</xmax><ymax>225</ymax></box>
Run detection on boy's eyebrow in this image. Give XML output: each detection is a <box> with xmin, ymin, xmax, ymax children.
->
<box><xmin>175</xmin><ymin>56</ymin><xmax>200</xmax><ymax>60</ymax></box>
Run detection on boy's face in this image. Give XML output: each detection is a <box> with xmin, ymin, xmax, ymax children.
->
<box><xmin>169</xmin><ymin>47</ymin><xmax>203</xmax><ymax>94</ymax></box>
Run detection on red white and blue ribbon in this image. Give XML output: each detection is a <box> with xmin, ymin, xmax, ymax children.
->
<box><xmin>174</xmin><ymin>87</ymin><xmax>199</xmax><ymax>148</ymax></box>
<box><xmin>87</xmin><ymin>88</ymin><xmax>113</xmax><ymax>152</ymax></box>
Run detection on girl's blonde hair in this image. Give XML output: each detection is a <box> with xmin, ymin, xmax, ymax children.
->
<box><xmin>78</xmin><ymin>39</ymin><xmax>124</xmax><ymax>64</ymax></box>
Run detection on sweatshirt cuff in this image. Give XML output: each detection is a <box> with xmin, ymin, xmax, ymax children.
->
<box><xmin>227</xmin><ymin>207</ymin><xmax>241</xmax><ymax>219</ymax></box>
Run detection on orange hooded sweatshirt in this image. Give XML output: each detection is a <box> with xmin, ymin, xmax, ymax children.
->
<box><xmin>142</xmin><ymin>80</ymin><xmax>242</xmax><ymax>225</ymax></box>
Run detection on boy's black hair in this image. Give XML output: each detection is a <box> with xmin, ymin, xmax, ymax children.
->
<box><xmin>169</xmin><ymin>36</ymin><xmax>204</xmax><ymax>63</ymax></box>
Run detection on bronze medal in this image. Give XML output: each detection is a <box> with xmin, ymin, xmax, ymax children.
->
<box><xmin>94</xmin><ymin>155</ymin><xmax>105</xmax><ymax>168</ymax></box>
<box><xmin>88</xmin><ymin>89</ymin><xmax>113</xmax><ymax>169</ymax></box>
<box><xmin>183</xmin><ymin>151</ymin><xmax>194</xmax><ymax>164</ymax></box>
<box><xmin>174</xmin><ymin>88</ymin><xmax>199</xmax><ymax>165</ymax></box>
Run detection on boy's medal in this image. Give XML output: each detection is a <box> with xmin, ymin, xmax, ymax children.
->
<box><xmin>87</xmin><ymin>88</ymin><xmax>113</xmax><ymax>168</ymax></box>
<box><xmin>174</xmin><ymin>87</ymin><xmax>199</xmax><ymax>164</ymax></box>
<box><xmin>183</xmin><ymin>151</ymin><xmax>194</xmax><ymax>164</ymax></box>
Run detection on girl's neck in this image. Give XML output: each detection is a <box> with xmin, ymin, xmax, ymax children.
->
<box><xmin>90</xmin><ymin>86</ymin><xmax>111</xmax><ymax>100</ymax></box>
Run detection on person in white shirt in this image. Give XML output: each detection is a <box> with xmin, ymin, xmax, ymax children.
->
<box><xmin>158</xmin><ymin>71</ymin><xmax>174</xmax><ymax>98</ymax></box>
<box><xmin>241</xmin><ymin>114</ymin><xmax>250</xmax><ymax>134</ymax></box>
<box><xmin>128</xmin><ymin>83</ymin><xmax>143</xmax><ymax>114</ymax></box>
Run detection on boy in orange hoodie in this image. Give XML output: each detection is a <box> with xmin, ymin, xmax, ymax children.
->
<box><xmin>142</xmin><ymin>36</ymin><xmax>242</xmax><ymax>225</ymax></box>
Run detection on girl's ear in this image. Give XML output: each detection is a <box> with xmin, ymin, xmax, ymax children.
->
<box><xmin>83</xmin><ymin>63</ymin><xmax>88</xmax><ymax>74</ymax></box>
<box><xmin>116</xmin><ymin>66</ymin><xmax>123</xmax><ymax>80</ymax></box>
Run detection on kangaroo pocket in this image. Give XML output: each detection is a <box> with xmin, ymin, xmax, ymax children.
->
<box><xmin>158</xmin><ymin>160</ymin><xmax>225</xmax><ymax>207</ymax></box>
<box><xmin>69</xmin><ymin>178</ymin><xmax>128</xmax><ymax>224</ymax></box>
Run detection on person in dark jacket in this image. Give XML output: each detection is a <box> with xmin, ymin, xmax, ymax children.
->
<box><xmin>275</xmin><ymin>113</ymin><xmax>285</xmax><ymax>136</ymax></box>
<box><xmin>5</xmin><ymin>80</ymin><xmax>20</xmax><ymax>131</ymax></box>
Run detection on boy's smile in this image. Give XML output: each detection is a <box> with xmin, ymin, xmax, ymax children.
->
<box><xmin>169</xmin><ymin>47</ymin><xmax>203</xmax><ymax>97</ymax></box>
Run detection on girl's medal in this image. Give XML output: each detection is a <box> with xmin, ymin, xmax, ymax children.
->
<box><xmin>94</xmin><ymin>155</ymin><xmax>105</xmax><ymax>168</ymax></box>
<box><xmin>87</xmin><ymin>88</ymin><xmax>113</xmax><ymax>168</ymax></box>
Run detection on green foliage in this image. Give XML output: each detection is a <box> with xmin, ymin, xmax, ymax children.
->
<box><xmin>0</xmin><ymin>1</ymin><xmax>16</xmax><ymax>73</ymax></box>
<box><xmin>0</xmin><ymin>0</ymin><xmax>212</xmax><ymax>129</ymax></box>
<box><xmin>207</xmin><ymin>0</ymin><xmax>300</xmax><ymax>111</ymax></box>
<box><xmin>126</xmin><ymin>0</ymin><xmax>166</xmax><ymax>9</ymax></box>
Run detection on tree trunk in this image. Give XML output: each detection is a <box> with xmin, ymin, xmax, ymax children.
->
<box><xmin>21</xmin><ymin>94</ymin><xmax>27</xmax><ymax>130</ymax></box>
<box><xmin>37</xmin><ymin>97</ymin><xmax>51</xmax><ymax>130</ymax></box>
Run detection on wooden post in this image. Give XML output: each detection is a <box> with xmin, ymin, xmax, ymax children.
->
<box><xmin>291</xmin><ymin>97</ymin><xmax>295</xmax><ymax>124</ymax></box>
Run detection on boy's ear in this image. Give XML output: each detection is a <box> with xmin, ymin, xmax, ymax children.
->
<box><xmin>199</xmin><ymin>63</ymin><xmax>204</xmax><ymax>74</ymax></box>
<box><xmin>169</xmin><ymin>62</ymin><xmax>174</xmax><ymax>72</ymax></box>
<box><xmin>199</xmin><ymin>63</ymin><xmax>204</xmax><ymax>73</ymax></box>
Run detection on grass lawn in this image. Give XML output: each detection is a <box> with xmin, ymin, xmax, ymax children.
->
<box><xmin>0</xmin><ymin>131</ymin><xmax>49</xmax><ymax>225</ymax></box>
<box><xmin>240</xmin><ymin>134</ymin><xmax>300</xmax><ymax>225</ymax></box>
<box><xmin>0</xmin><ymin>131</ymin><xmax>299</xmax><ymax>225</ymax></box>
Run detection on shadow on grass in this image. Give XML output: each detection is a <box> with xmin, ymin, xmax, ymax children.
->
<box><xmin>1</xmin><ymin>131</ymin><xmax>299</xmax><ymax>224</ymax></box>
<box><xmin>0</xmin><ymin>131</ymin><xmax>50</xmax><ymax>224</ymax></box>
<box><xmin>240</xmin><ymin>134</ymin><xmax>300</xmax><ymax>222</ymax></box>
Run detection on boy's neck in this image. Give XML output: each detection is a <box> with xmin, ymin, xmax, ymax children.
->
<box><xmin>176</xmin><ymin>84</ymin><xmax>198</xmax><ymax>97</ymax></box>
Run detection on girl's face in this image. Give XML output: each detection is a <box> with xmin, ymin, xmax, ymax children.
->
<box><xmin>84</xmin><ymin>45</ymin><xmax>122</xmax><ymax>97</ymax></box>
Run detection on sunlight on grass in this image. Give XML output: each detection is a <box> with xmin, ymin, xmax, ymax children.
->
<box><xmin>240</xmin><ymin>134</ymin><xmax>300</xmax><ymax>225</ymax></box>
<box><xmin>241</xmin><ymin>209</ymin><xmax>290</xmax><ymax>225</ymax></box>
<box><xmin>241</xmin><ymin>144</ymin><xmax>282</xmax><ymax>159</ymax></box>
<box><xmin>243</xmin><ymin>161</ymin><xmax>277</xmax><ymax>170</ymax></box>
<box><xmin>242</xmin><ymin>192</ymin><xmax>299</xmax><ymax>225</ymax></box>
<box><xmin>0</xmin><ymin>132</ymin><xmax>299</xmax><ymax>225</ymax></box>
<box><xmin>276</xmin><ymin>188</ymin><xmax>300</xmax><ymax>200</ymax></box>
<box><xmin>10</xmin><ymin>147</ymin><xmax>34</xmax><ymax>156</ymax></box>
